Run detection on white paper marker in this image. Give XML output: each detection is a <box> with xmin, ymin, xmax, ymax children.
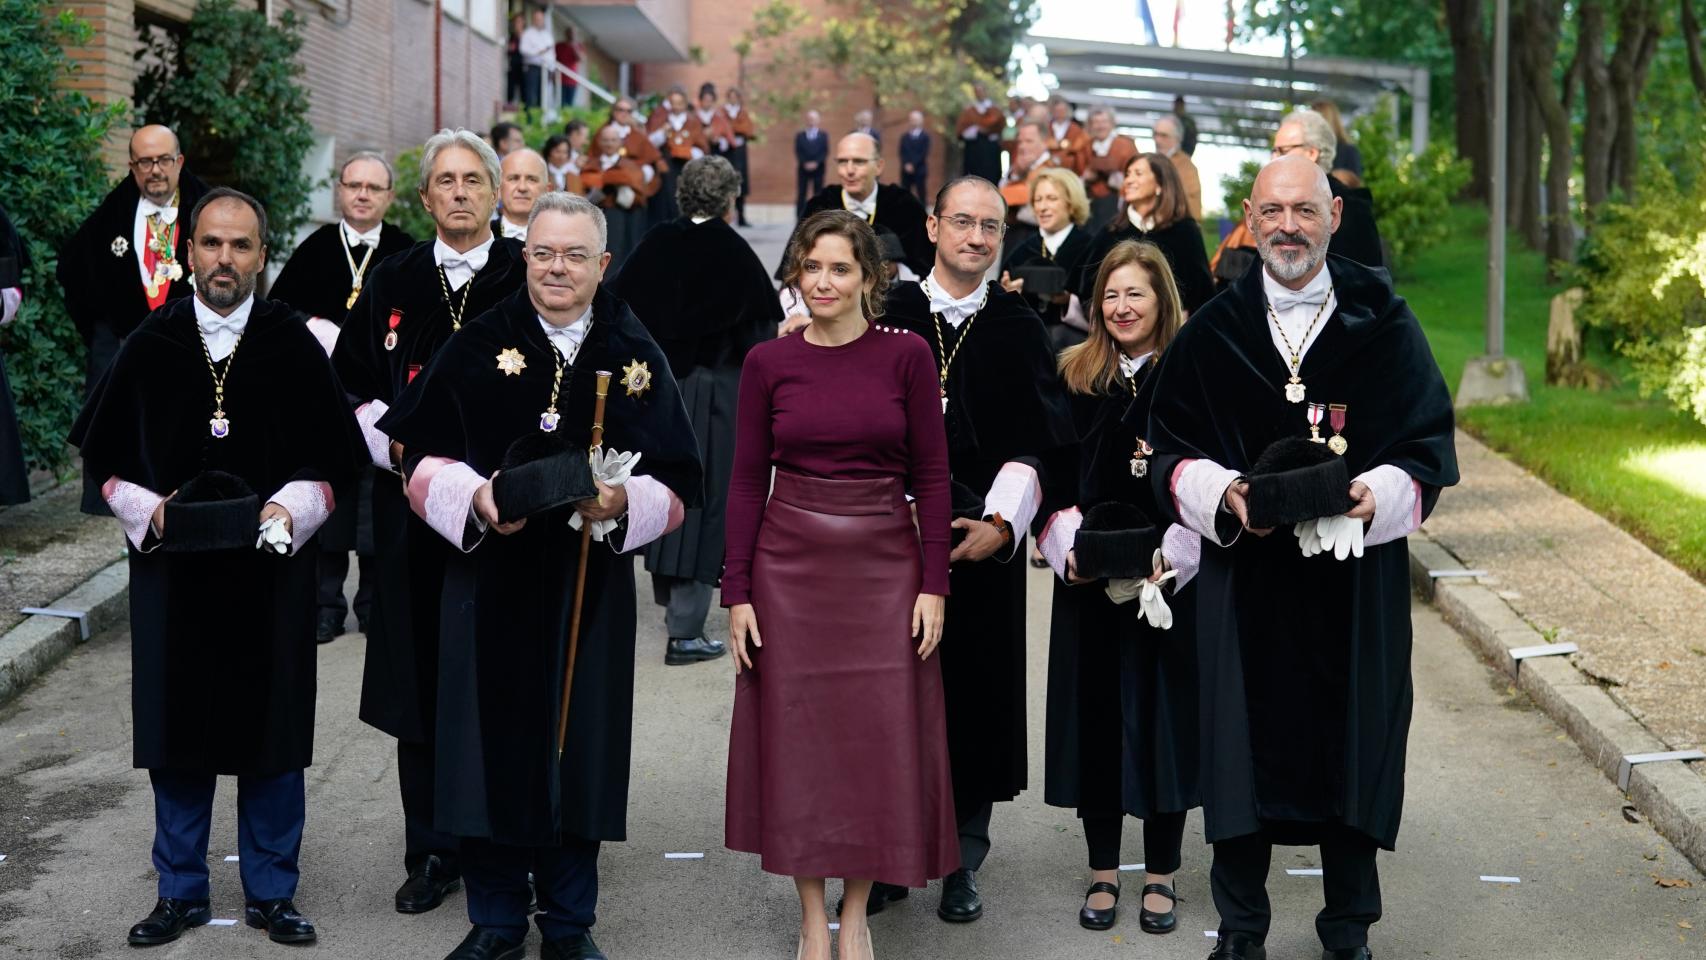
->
<box><xmin>224</xmin><ymin>855</ymin><xmax>240</xmax><ymax>862</ymax></box>
<box><xmin>1286</xmin><ymin>868</ymin><xmax>1324</xmax><ymax>876</ymax></box>
<box><xmin>0</xmin><ymin>854</ymin><xmax>8</xmax><ymax>862</ymax></box>
<box><xmin>1480</xmin><ymin>875</ymin><xmax>1521</xmax><ymax>883</ymax></box>
<box><xmin>663</xmin><ymin>852</ymin><xmax>704</xmax><ymax>860</ymax></box>
<box><xmin>1118</xmin><ymin>862</ymin><xmax>1146</xmax><ymax>871</ymax></box>
<box><xmin>1428</xmin><ymin>568</ymin><xmax>1488</xmax><ymax>579</ymax></box>
<box><xmin>207</xmin><ymin>919</ymin><xmax>239</xmax><ymax>927</ymax></box>
<box><xmin>1205</xmin><ymin>931</ymin><xmax>1219</xmax><ymax>938</ymax></box>
<box><xmin>828</xmin><ymin>922</ymin><xmax>841</xmax><ymax>931</ymax></box>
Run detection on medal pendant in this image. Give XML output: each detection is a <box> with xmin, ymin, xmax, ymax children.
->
<box><xmin>1306</xmin><ymin>402</ymin><xmax>1326</xmax><ymax>442</ymax></box>
<box><xmin>540</xmin><ymin>410</ymin><xmax>561</xmax><ymax>432</ymax></box>
<box><xmin>209</xmin><ymin>414</ymin><xmax>230</xmax><ymax>439</ymax></box>
<box><xmin>1326</xmin><ymin>403</ymin><xmax>1348</xmax><ymax>456</ymax></box>
<box><xmin>941</xmin><ymin>396</ymin><xmax>949</xmax><ymax>413</ymax></box>
<box><xmin>144</xmin><ymin>278</ymin><xmax>159</xmax><ymax>300</ymax></box>
<box><xmin>346</xmin><ymin>288</ymin><xmax>360</xmax><ymax>310</ymax></box>
<box><xmin>1284</xmin><ymin>378</ymin><xmax>1306</xmax><ymax>403</ymax></box>
<box><xmin>1130</xmin><ymin>457</ymin><xmax>1148</xmax><ymax>478</ymax></box>
<box><xmin>1327</xmin><ymin>434</ymin><xmax>1348</xmax><ymax>455</ymax></box>
<box><xmin>383</xmin><ymin>329</ymin><xmax>399</xmax><ymax>351</ymax></box>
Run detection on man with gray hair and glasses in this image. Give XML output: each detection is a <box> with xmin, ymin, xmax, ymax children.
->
<box><xmin>379</xmin><ymin>190</ymin><xmax>701</xmax><ymax>960</ymax></box>
<box><xmin>331</xmin><ymin>128</ymin><xmax>528</xmax><ymax>920</ymax></box>
<box><xmin>1271</xmin><ymin>109</ymin><xmax>1384</xmax><ymax>268</ymax></box>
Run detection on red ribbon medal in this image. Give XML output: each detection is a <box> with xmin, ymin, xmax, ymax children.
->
<box><xmin>1327</xmin><ymin>404</ymin><xmax>1348</xmax><ymax>455</ymax></box>
<box><xmin>384</xmin><ymin>309</ymin><xmax>402</xmax><ymax>351</ymax></box>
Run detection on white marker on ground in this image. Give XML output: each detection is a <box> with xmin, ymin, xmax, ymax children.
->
<box><xmin>207</xmin><ymin>919</ymin><xmax>239</xmax><ymax>927</ymax></box>
<box><xmin>1117</xmin><ymin>862</ymin><xmax>1145</xmax><ymax>871</ymax></box>
<box><xmin>224</xmin><ymin>855</ymin><xmax>240</xmax><ymax>862</ymax></box>
<box><xmin>1286</xmin><ymin>867</ymin><xmax>1324</xmax><ymax>876</ymax></box>
<box><xmin>1480</xmin><ymin>875</ymin><xmax>1521</xmax><ymax>883</ymax></box>
<box><xmin>663</xmin><ymin>852</ymin><xmax>705</xmax><ymax>860</ymax></box>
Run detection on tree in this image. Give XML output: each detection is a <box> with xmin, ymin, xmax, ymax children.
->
<box><xmin>0</xmin><ymin>0</ymin><xmax>126</xmax><ymax>472</ymax></box>
<box><xmin>134</xmin><ymin>0</ymin><xmax>315</xmax><ymax>254</ymax></box>
<box><xmin>1442</xmin><ymin>0</ymin><xmax>1491</xmax><ymax>200</ymax></box>
<box><xmin>1517</xmin><ymin>0</ymin><xmax>1574</xmax><ymax>273</ymax></box>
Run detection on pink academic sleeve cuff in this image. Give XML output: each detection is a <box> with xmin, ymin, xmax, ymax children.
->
<box><xmin>1037</xmin><ymin>507</ymin><xmax>1082</xmax><ymax>580</ymax></box>
<box><xmin>1161</xmin><ymin>522</ymin><xmax>1201</xmax><ymax>589</ymax></box>
<box><xmin>1172</xmin><ymin>458</ymin><xmax>1241</xmax><ymax>546</ymax></box>
<box><xmin>408</xmin><ymin>457</ymin><xmax>487</xmax><ymax>552</ymax></box>
<box><xmin>306</xmin><ymin>317</ymin><xmax>341</xmax><ymax>356</ymax></box>
<box><xmin>610</xmin><ymin>474</ymin><xmax>682</xmax><ymax>554</ymax></box>
<box><xmin>983</xmin><ymin>460</ymin><xmax>1041</xmax><ymax>563</ymax></box>
<box><xmin>266</xmin><ymin>480</ymin><xmax>334</xmax><ymax>555</ymax></box>
<box><xmin>103</xmin><ymin>476</ymin><xmax>164</xmax><ymax>553</ymax></box>
<box><xmin>355</xmin><ymin>400</ymin><xmax>395</xmax><ymax>471</ymax></box>
<box><xmin>1356</xmin><ymin>464</ymin><xmax>1422</xmax><ymax>548</ymax></box>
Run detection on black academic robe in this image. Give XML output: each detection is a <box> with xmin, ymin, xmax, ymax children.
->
<box><xmin>1145</xmin><ymin>255</ymin><xmax>1458</xmax><ymax>849</ymax></box>
<box><xmin>0</xmin><ymin>204</ymin><xmax>31</xmax><ymax>504</ymax></box>
<box><xmin>782</xmin><ymin>184</ymin><xmax>934</xmax><ymax>279</ymax></box>
<box><xmin>1329</xmin><ymin>178</ymin><xmax>1385</xmax><ymax>269</ymax></box>
<box><xmin>609</xmin><ymin>216</ymin><xmax>781</xmax><ymax>586</ymax></box>
<box><xmin>377</xmin><ymin>286</ymin><xmax>702</xmax><ymax>845</ymax></box>
<box><xmin>68</xmin><ymin>296</ymin><xmax>364</xmax><ymax>776</ymax></box>
<box><xmin>999</xmin><ymin>226</ymin><xmax>1095</xmax><ymax>344</ymax></box>
<box><xmin>1043</xmin><ymin>364</ymin><xmax>1200</xmax><ymax>820</ymax></box>
<box><xmin>885</xmin><ymin>281</ymin><xmax>1077</xmax><ymax>806</ymax></box>
<box><xmin>1080</xmin><ymin>215</ymin><xmax>1215</xmax><ymax>316</ymax></box>
<box><xmin>331</xmin><ymin>238</ymin><xmax>527</xmax><ymax>744</ymax></box>
<box><xmin>268</xmin><ymin>221</ymin><xmax>416</xmax><ymax>324</ymax></box>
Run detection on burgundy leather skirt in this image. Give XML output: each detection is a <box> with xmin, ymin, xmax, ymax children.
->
<box><xmin>725</xmin><ymin>471</ymin><xmax>959</xmax><ymax>885</ymax></box>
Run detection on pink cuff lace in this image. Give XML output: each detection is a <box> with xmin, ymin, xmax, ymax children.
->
<box><xmin>355</xmin><ymin>400</ymin><xmax>395</xmax><ymax>471</ymax></box>
<box><xmin>1036</xmin><ymin>507</ymin><xmax>1081</xmax><ymax>580</ymax></box>
<box><xmin>265</xmin><ymin>480</ymin><xmax>334</xmax><ymax>556</ymax></box>
<box><xmin>611</xmin><ymin>475</ymin><xmax>683</xmax><ymax>554</ymax></box>
<box><xmin>407</xmin><ymin>456</ymin><xmax>487</xmax><ymax>552</ymax></box>
<box><xmin>102</xmin><ymin>476</ymin><xmax>164</xmax><ymax>552</ymax></box>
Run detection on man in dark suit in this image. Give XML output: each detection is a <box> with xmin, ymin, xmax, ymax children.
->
<box><xmin>899</xmin><ymin>110</ymin><xmax>931</xmax><ymax>205</ymax></box>
<box><xmin>852</xmin><ymin>109</ymin><xmax>882</xmax><ymax>148</ymax></box>
<box><xmin>57</xmin><ymin>124</ymin><xmax>208</xmax><ymax>397</ymax></box>
<box><xmin>794</xmin><ymin>109</ymin><xmax>829</xmax><ymax>218</ymax></box>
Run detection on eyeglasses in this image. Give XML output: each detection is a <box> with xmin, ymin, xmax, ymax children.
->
<box><xmin>129</xmin><ymin>154</ymin><xmax>179</xmax><ymax>172</ymax></box>
<box><xmin>939</xmin><ymin>214</ymin><xmax>1005</xmax><ymax>237</ymax></box>
<box><xmin>1271</xmin><ymin>143</ymin><xmax>1307</xmax><ymax>157</ymax></box>
<box><xmin>339</xmin><ymin>181</ymin><xmax>392</xmax><ymax>195</ymax></box>
<box><xmin>528</xmin><ymin>247</ymin><xmax>596</xmax><ymax>267</ymax></box>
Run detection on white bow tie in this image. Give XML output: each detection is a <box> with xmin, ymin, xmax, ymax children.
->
<box><xmin>927</xmin><ymin>282</ymin><xmax>984</xmax><ymax>325</ymax></box>
<box><xmin>345</xmin><ymin>225</ymin><xmax>382</xmax><ymax>249</ymax></box>
<box><xmin>140</xmin><ymin>199</ymin><xmax>178</xmax><ymax>224</ymax></box>
<box><xmin>197</xmin><ymin>314</ymin><xmax>244</xmax><ymax>336</ymax></box>
<box><xmin>439</xmin><ymin>250</ymin><xmax>488</xmax><ymax>273</ymax></box>
<box><xmin>1269</xmin><ymin>287</ymin><xmax>1331</xmax><ymax>312</ymax></box>
<box><xmin>845</xmin><ymin>192</ymin><xmax>876</xmax><ymax>218</ymax></box>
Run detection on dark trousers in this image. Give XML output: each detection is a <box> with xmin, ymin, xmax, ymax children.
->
<box><xmin>1082</xmin><ymin>810</ymin><xmax>1186</xmax><ymax>873</ymax></box>
<box><xmin>149</xmin><ymin>768</ymin><xmax>304</xmax><ymax>903</ymax></box>
<box><xmin>463</xmin><ymin>836</ymin><xmax>600</xmax><ymax>943</ymax></box>
<box><xmin>955</xmin><ymin>798</ymin><xmax>993</xmax><ymax>872</ymax></box>
<box><xmin>522</xmin><ymin>65</ymin><xmax>542</xmax><ymax>109</ymax></box>
<box><xmin>795</xmin><ymin>167</ymin><xmax>824</xmax><ymax>218</ymax></box>
<box><xmin>902</xmin><ymin>167</ymin><xmax>929</xmax><ymax>205</ymax></box>
<box><xmin>652</xmin><ymin>573</ymin><xmax>713</xmax><ymax>639</ymax></box>
<box><xmin>1210</xmin><ymin>829</ymin><xmax>1383</xmax><ymax>950</ymax></box>
<box><xmin>317</xmin><ymin>549</ymin><xmax>373</xmax><ymax>624</ymax></box>
<box><xmin>398</xmin><ymin>739</ymin><xmax>459</xmax><ymax>874</ymax></box>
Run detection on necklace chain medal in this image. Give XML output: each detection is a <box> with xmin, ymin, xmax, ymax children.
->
<box><xmin>436</xmin><ymin>265</ymin><xmax>473</xmax><ymax>332</ymax></box>
<box><xmin>197</xmin><ymin>329</ymin><xmax>242</xmax><ymax>439</ymax></box>
<box><xmin>1326</xmin><ymin>403</ymin><xmax>1349</xmax><ymax>455</ymax></box>
<box><xmin>343</xmin><ymin>235</ymin><xmax>376</xmax><ymax>310</ymax></box>
<box><xmin>927</xmin><ymin>277</ymin><xmax>989</xmax><ymax>414</ymax></box>
<box><xmin>1129</xmin><ymin>435</ymin><xmax>1153</xmax><ymax>478</ymax></box>
<box><xmin>540</xmin><ymin>344</ymin><xmax>568</xmax><ymax>432</ymax></box>
<box><xmin>1306</xmin><ymin>402</ymin><xmax>1326</xmax><ymax>443</ymax></box>
<box><xmin>1266</xmin><ymin>290</ymin><xmax>1333</xmax><ymax>403</ymax></box>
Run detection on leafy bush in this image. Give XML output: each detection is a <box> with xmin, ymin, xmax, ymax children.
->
<box><xmin>134</xmin><ymin>0</ymin><xmax>314</xmax><ymax>253</ymax></box>
<box><xmin>0</xmin><ymin>1</ymin><xmax>126</xmax><ymax>473</ymax></box>
<box><xmin>1221</xmin><ymin>159</ymin><xmax>1262</xmax><ymax>219</ymax></box>
<box><xmin>1351</xmin><ymin>111</ymin><xmax>1471</xmax><ymax>272</ymax></box>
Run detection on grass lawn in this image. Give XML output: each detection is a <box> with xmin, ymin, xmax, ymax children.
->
<box><xmin>1401</xmin><ymin>204</ymin><xmax>1706</xmax><ymax>580</ymax></box>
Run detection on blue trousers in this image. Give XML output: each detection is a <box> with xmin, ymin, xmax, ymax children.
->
<box><xmin>463</xmin><ymin>836</ymin><xmax>599</xmax><ymax>942</ymax></box>
<box><xmin>149</xmin><ymin>768</ymin><xmax>304</xmax><ymax>903</ymax></box>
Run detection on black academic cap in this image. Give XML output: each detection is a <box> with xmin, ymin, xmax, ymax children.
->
<box><xmin>161</xmin><ymin>470</ymin><xmax>260</xmax><ymax>553</ymax></box>
<box><xmin>1244</xmin><ymin>436</ymin><xmax>1355</xmax><ymax>529</ymax></box>
<box><xmin>1072</xmin><ymin>501</ymin><xmax>1161</xmax><ymax>580</ymax></box>
<box><xmin>492</xmin><ymin>431</ymin><xmax>598</xmax><ymax>524</ymax></box>
<box><xmin>1014</xmin><ymin>264</ymin><xmax>1067</xmax><ymax>299</ymax></box>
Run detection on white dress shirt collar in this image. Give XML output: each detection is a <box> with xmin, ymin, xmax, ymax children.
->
<box><xmin>499</xmin><ymin>217</ymin><xmax>528</xmax><ymax>241</ymax></box>
<box><xmin>342</xmin><ymin>220</ymin><xmax>382</xmax><ymax>248</ymax></box>
<box><xmin>1091</xmin><ymin>134</ymin><xmax>1117</xmax><ymax>156</ymax></box>
<box><xmin>1261</xmin><ymin>264</ymin><xmax>1337</xmax><ymax>364</ymax></box>
<box><xmin>1041</xmin><ymin>224</ymin><xmax>1073</xmax><ymax>256</ymax></box>
<box><xmin>1126</xmin><ymin>206</ymin><xmax>1156</xmax><ymax>232</ymax></box>
<box><xmin>193</xmin><ymin>293</ymin><xmax>254</xmax><ymax>363</ymax></box>
<box><xmin>1118</xmin><ymin>350</ymin><xmax>1153</xmax><ymax>380</ymax></box>
<box><xmin>974</xmin><ymin>98</ymin><xmax>993</xmax><ymax>111</ymax></box>
<box><xmin>434</xmin><ymin>234</ymin><xmax>496</xmax><ymax>291</ymax></box>
<box><xmin>924</xmin><ymin>272</ymin><xmax>986</xmax><ymax>329</ymax></box>
<box><xmin>843</xmin><ymin>188</ymin><xmax>877</xmax><ymax>219</ymax></box>
<box><xmin>609</xmin><ymin>121</ymin><xmax>631</xmax><ymax>139</ymax></box>
<box><xmin>538</xmin><ymin>306</ymin><xmax>592</xmax><ymax>363</ymax></box>
<box><xmin>1051</xmin><ymin>120</ymin><xmax>1071</xmax><ymax>140</ymax></box>
<box><xmin>668</xmin><ymin>111</ymin><xmax>689</xmax><ymax>130</ymax></box>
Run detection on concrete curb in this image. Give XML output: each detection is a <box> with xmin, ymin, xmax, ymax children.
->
<box><xmin>1410</xmin><ymin>532</ymin><xmax>1706</xmax><ymax>874</ymax></box>
<box><xmin>0</xmin><ymin>560</ymin><xmax>129</xmax><ymax>707</ymax></box>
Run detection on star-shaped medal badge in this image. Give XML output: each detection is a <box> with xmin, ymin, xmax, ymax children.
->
<box><xmin>621</xmin><ymin>359</ymin><xmax>653</xmax><ymax>398</ymax></box>
<box><xmin>496</xmin><ymin>347</ymin><xmax>528</xmax><ymax>376</ymax></box>
<box><xmin>111</xmin><ymin>236</ymin><xmax>130</xmax><ymax>257</ymax></box>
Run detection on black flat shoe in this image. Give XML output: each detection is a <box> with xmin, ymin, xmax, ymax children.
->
<box><xmin>1139</xmin><ymin>881</ymin><xmax>1177</xmax><ymax>934</ymax></box>
<box><xmin>315</xmin><ymin>611</ymin><xmax>342</xmax><ymax>644</ymax></box>
<box><xmin>838</xmin><ymin>881</ymin><xmax>909</xmax><ymax>916</ymax></box>
<box><xmin>444</xmin><ymin>927</ymin><xmax>526</xmax><ymax>960</ymax></box>
<box><xmin>665</xmin><ymin>635</ymin><xmax>727</xmax><ymax>664</ymax></box>
<box><xmin>396</xmin><ymin>854</ymin><xmax>462</xmax><ymax>913</ymax></box>
<box><xmin>1207</xmin><ymin>931</ymin><xmax>1267</xmax><ymax>960</ymax></box>
<box><xmin>1078</xmin><ymin>880</ymin><xmax>1119</xmax><ymax>931</ymax></box>
<box><xmin>243</xmin><ymin>898</ymin><xmax>316</xmax><ymax>944</ymax></box>
<box><xmin>127</xmin><ymin>897</ymin><xmax>212</xmax><ymax>946</ymax></box>
<box><xmin>937</xmin><ymin>868</ymin><xmax>982</xmax><ymax>923</ymax></box>
<box><xmin>543</xmin><ymin>932</ymin><xmax>608</xmax><ymax>959</ymax></box>
<box><xmin>1322</xmin><ymin>948</ymin><xmax>1372</xmax><ymax>960</ymax></box>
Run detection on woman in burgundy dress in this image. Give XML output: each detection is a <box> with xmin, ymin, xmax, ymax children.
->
<box><xmin>723</xmin><ymin>210</ymin><xmax>957</xmax><ymax>960</ymax></box>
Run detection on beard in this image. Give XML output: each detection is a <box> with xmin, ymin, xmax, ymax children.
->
<box><xmin>199</xmin><ymin>268</ymin><xmax>255</xmax><ymax>310</ymax></box>
<box><xmin>1257</xmin><ymin>226</ymin><xmax>1329</xmax><ymax>282</ymax></box>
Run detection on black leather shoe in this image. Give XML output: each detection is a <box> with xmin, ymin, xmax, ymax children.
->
<box><xmin>543</xmin><ymin>932</ymin><xmax>608</xmax><ymax>960</ymax></box>
<box><xmin>838</xmin><ymin>881</ymin><xmax>909</xmax><ymax>916</ymax></box>
<box><xmin>127</xmin><ymin>897</ymin><xmax>212</xmax><ymax>946</ymax></box>
<box><xmin>937</xmin><ymin>868</ymin><xmax>982</xmax><ymax>923</ymax></box>
<box><xmin>243</xmin><ymin>898</ymin><xmax>316</xmax><ymax>944</ymax></box>
<box><xmin>1207</xmin><ymin>931</ymin><xmax>1267</xmax><ymax>959</ymax></box>
<box><xmin>395</xmin><ymin>854</ymin><xmax>463</xmax><ymax>913</ymax></box>
<box><xmin>316</xmin><ymin>611</ymin><xmax>342</xmax><ymax>644</ymax></box>
<box><xmin>665</xmin><ymin>635</ymin><xmax>727</xmax><ymax>665</ymax></box>
<box><xmin>1139</xmin><ymin>881</ymin><xmax>1178</xmax><ymax>934</ymax></box>
<box><xmin>444</xmin><ymin>927</ymin><xmax>525</xmax><ymax>960</ymax></box>
<box><xmin>1078</xmin><ymin>880</ymin><xmax>1119</xmax><ymax>931</ymax></box>
<box><xmin>1322</xmin><ymin>948</ymin><xmax>1372</xmax><ymax>960</ymax></box>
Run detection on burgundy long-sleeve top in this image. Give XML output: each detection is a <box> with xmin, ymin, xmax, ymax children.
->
<box><xmin>721</xmin><ymin>323</ymin><xmax>952</xmax><ymax>605</ymax></box>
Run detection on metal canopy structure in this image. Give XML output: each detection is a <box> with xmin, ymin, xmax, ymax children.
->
<box><xmin>1030</xmin><ymin>35</ymin><xmax>1430</xmax><ymax>154</ymax></box>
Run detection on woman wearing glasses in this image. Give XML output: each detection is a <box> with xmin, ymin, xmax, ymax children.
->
<box><xmin>1079</xmin><ymin>152</ymin><xmax>1213</xmax><ymax>318</ymax></box>
<box><xmin>724</xmin><ymin>211</ymin><xmax>956</xmax><ymax>960</ymax></box>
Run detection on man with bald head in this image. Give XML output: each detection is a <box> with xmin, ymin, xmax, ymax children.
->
<box><xmin>1153</xmin><ymin>114</ymin><xmax>1203</xmax><ymax>221</ymax></box>
<box><xmin>495</xmin><ymin>148</ymin><xmax>549</xmax><ymax>241</ymax></box>
<box><xmin>1145</xmin><ymin>154</ymin><xmax>1458</xmax><ymax>960</ymax></box>
<box><xmin>58</xmin><ymin>124</ymin><xmax>209</xmax><ymax>398</ymax></box>
<box><xmin>785</xmin><ymin>131</ymin><xmax>932</xmax><ymax>278</ymax></box>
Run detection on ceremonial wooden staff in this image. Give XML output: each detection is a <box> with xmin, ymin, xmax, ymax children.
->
<box><xmin>557</xmin><ymin>370</ymin><xmax>612</xmax><ymax>761</ymax></box>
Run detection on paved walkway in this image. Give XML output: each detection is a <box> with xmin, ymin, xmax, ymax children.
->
<box><xmin>0</xmin><ymin>481</ymin><xmax>123</xmax><ymax>636</ymax></box>
<box><xmin>1423</xmin><ymin>431</ymin><xmax>1706</xmax><ymax>765</ymax></box>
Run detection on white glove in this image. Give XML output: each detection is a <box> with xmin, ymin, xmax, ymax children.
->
<box><xmin>616</xmin><ymin>185</ymin><xmax>637</xmax><ymax>209</ymax></box>
<box><xmin>1315</xmin><ymin>513</ymin><xmax>1365</xmax><ymax>560</ymax></box>
<box><xmin>256</xmin><ymin>516</ymin><xmax>291</xmax><ymax>554</ymax></box>
<box><xmin>1294</xmin><ymin>518</ymin><xmax>1323</xmax><ymax>558</ymax></box>
<box><xmin>568</xmin><ymin>447</ymin><xmax>640</xmax><ymax>542</ymax></box>
<box><xmin>1105</xmin><ymin>577</ymin><xmax>1141</xmax><ymax>605</ymax></box>
<box><xmin>1137</xmin><ymin>548</ymin><xmax>1176</xmax><ymax>629</ymax></box>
